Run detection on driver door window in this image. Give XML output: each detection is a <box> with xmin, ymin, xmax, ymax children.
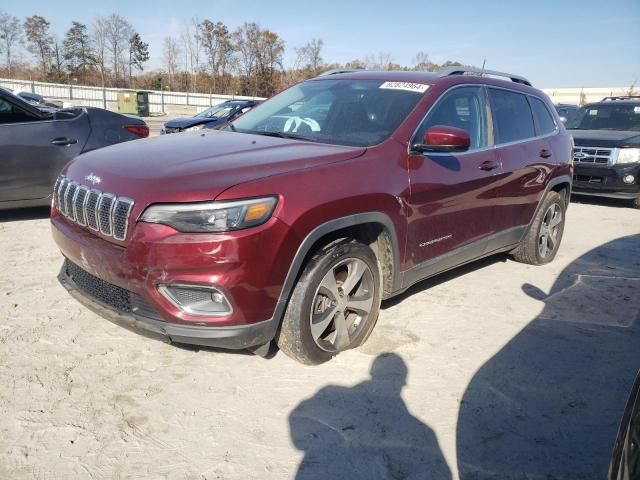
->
<box><xmin>415</xmin><ymin>86</ymin><xmax>489</xmax><ymax>150</ymax></box>
<box><xmin>0</xmin><ymin>98</ymin><xmax>40</xmax><ymax>124</ymax></box>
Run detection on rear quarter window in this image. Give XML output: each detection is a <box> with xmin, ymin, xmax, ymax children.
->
<box><xmin>489</xmin><ymin>88</ymin><xmax>535</xmax><ymax>144</ymax></box>
<box><xmin>530</xmin><ymin>97</ymin><xmax>557</xmax><ymax>135</ymax></box>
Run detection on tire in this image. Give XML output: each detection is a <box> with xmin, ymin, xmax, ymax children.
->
<box><xmin>512</xmin><ymin>190</ymin><xmax>566</xmax><ymax>265</ymax></box>
<box><xmin>631</xmin><ymin>197</ymin><xmax>640</xmax><ymax>210</ymax></box>
<box><xmin>277</xmin><ymin>239</ymin><xmax>382</xmax><ymax>365</ymax></box>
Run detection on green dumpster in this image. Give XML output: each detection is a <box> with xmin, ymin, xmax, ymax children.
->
<box><xmin>116</xmin><ymin>90</ymin><xmax>151</xmax><ymax>117</ymax></box>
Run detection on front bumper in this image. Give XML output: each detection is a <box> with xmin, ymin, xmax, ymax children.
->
<box><xmin>572</xmin><ymin>162</ymin><xmax>640</xmax><ymax>199</ymax></box>
<box><xmin>58</xmin><ymin>263</ymin><xmax>278</xmax><ymax>349</ymax></box>
<box><xmin>51</xmin><ymin>208</ymin><xmax>293</xmax><ymax>349</ymax></box>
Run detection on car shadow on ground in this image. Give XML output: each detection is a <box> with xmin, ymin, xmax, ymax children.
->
<box><xmin>570</xmin><ymin>194</ymin><xmax>633</xmax><ymax>209</ymax></box>
<box><xmin>289</xmin><ymin>352</ymin><xmax>452</xmax><ymax>479</ymax></box>
<box><xmin>0</xmin><ymin>206</ymin><xmax>50</xmax><ymax>223</ymax></box>
<box><xmin>457</xmin><ymin>234</ymin><xmax>640</xmax><ymax>479</ymax></box>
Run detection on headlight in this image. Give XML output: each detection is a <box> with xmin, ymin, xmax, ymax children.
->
<box><xmin>185</xmin><ymin>124</ymin><xmax>205</xmax><ymax>132</ymax></box>
<box><xmin>616</xmin><ymin>148</ymin><xmax>640</xmax><ymax>164</ymax></box>
<box><xmin>140</xmin><ymin>197</ymin><xmax>278</xmax><ymax>232</ymax></box>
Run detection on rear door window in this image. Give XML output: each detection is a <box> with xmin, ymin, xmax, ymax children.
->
<box><xmin>530</xmin><ymin>97</ymin><xmax>557</xmax><ymax>135</ymax></box>
<box><xmin>488</xmin><ymin>88</ymin><xmax>535</xmax><ymax>144</ymax></box>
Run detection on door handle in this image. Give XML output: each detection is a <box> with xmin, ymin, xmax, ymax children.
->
<box><xmin>539</xmin><ymin>149</ymin><xmax>552</xmax><ymax>159</ymax></box>
<box><xmin>51</xmin><ymin>137</ymin><xmax>78</xmax><ymax>146</ymax></box>
<box><xmin>479</xmin><ymin>160</ymin><xmax>500</xmax><ymax>171</ymax></box>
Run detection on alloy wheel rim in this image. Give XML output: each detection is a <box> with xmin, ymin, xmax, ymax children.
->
<box><xmin>538</xmin><ymin>203</ymin><xmax>562</xmax><ymax>259</ymax></box>
<box><xmin>310</xmin><ymin>258</ymin><xmax>375</xmax><ymax>353</ymax></box>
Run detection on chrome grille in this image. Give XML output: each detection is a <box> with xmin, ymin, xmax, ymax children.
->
<box><xmin>86</xmin><ymin>190</ymin><xmax>100</xmax><ymax>230</ymax></box>
<box><xmin>53</xmin><ymin>175</ymin><xmax>135</xmax><ymax>241</ymax></box>
<box><xmin>97</xmin><ymin>194</ymin><xmax>115</xmax><ymax>236</ymax></box>
<box><xmin>573</xmin><ymin>146</ymin><xmax>614</xmax><ymax>166</ymax></box>
<box><xmin>64</xmin><ymin>182</ymin><xmax>77</xmax><ymax>218</ymax></box>
<box><xmin>73</xmin><ymin>186</ymin><xmax>88</xmax><ymax>226</ymax></box>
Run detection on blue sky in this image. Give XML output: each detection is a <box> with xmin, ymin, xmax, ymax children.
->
<box><xmin>1</xmin><ymin>0</ymin><xmax>638</xmax><ymax>87</ymax></box>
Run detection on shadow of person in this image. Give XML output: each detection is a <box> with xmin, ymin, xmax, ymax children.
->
<box><xmin>457</xmin><ymin>234</ymin><xmax>640</xmax><ymax>479</ymax></box>
<box><xmin>289</xmin><ymin>353</ymin><xmax>452</xmax><ymax>480</ymax></box>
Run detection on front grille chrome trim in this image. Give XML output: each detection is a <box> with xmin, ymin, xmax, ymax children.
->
<box><xmin>573</xmin><ymin>145</ymin><xmax>615</xmax><ymax>166</ymax></box>
<box><xmin>97</xmin><ymin>193</ymin><xmax>115</xmax><ymax>236</ymax></box>
<box><xmin>73</xmin><ymin>186</ymin><xmax>89</xmax><ymax>226</ymax></box>
<box><xmin>52</xmin><ymin>175</ymin><xmax>134</xmax><ymax>241</ymax></box>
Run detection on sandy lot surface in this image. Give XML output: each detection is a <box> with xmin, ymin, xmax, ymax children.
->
<box><xmin>0</xmin><ymin>198</ymin><xmax>638</xmax><ymax>479</ymax></box>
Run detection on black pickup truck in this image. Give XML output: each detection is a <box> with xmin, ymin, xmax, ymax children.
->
<box><xmin>566</xmin><ymin>96</ymin><xmax>640</xmax><ymax>209</ymax></box>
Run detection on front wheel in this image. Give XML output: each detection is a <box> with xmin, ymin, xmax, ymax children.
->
<box><xmin>277</xmin><ymin>239</ymin><xmax>382</xmax><ymax>365</ymax></box>
<box><xmin>512</xmin><ymin>190</ymin><xmax>566</xmax><ymax>265</ymax></box>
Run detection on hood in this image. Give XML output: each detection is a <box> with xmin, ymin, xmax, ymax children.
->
<box><xmin>165</xmin><ymin>117</ymin><xmax>223</xmax><ymax>129</ymax></box>
<box><xmin>64</xmin><ymin>130</ymin><xmax>366</xmax><ymax>210</ymax></box>
<box><xmin>568</xmin><ymin>129</ymin><xmax>640</xmax><ymax>147</ymax></box>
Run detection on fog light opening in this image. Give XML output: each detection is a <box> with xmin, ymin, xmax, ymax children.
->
<box><xmin>623</xmin><ymin>174</ymin><xmax>635</xmax><ymax>184</ymax></box>
<box><xmin>158</xmin><ymin>284</ymin><xmax>232</xmax><ymax>316</ymax></box>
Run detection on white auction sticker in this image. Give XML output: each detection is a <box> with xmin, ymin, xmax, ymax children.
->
<box><xmin>380</xmin><ymin>81</ymin><xmax>430</xmax><ymax>93</ymax></box>
<box><xmin>634</xmin><ymin>106</ymin><xmax>640</xmax><ymax>114</ymax></box>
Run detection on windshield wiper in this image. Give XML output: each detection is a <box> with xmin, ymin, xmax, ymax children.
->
<box><xmin>247</xmin><ymin>130</ymin><xmax>318</xmax><ymax>142</ymax></box>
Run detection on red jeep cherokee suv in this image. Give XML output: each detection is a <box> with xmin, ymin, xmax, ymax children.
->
<box><xmin>51</xmin><ymin>68</ymin><xmax>572</xmax><ymax>364</ymax></box>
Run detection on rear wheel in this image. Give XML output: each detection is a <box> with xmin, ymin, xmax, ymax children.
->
<box><xmin>512</xmin><ymin>191</ymin><xmax>566</xmax><ymax>265</ymax></box>
<box><xmin>277</xmin><ymin>239</ymin><xmax>382</xmax><ymax>365</ymax></box>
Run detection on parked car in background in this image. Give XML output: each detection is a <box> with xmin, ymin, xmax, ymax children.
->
<box><xmin>0</xmin><ymin>87</ymin><xmax>149</xmax><ymax>210</ymax></box>
<box><xmin>609</xmin><ymin>369</ymin><xmax>639</xmax><ymax>480</ymax></box>
<box><xmin>555</xmin><ymin>103</ymin><xmax>579</xmax><ymax>124</ymax></box>
<box><xmin>51</xmin><ymin>67</ymin><xmax>572</xmax><ymax>364</ymax></box>
<box><xmin>566</xmin><ymin>96</ymin><xmax>640</xmax><ymax>209</ymax></box>
<box><xmin>160</xmin><ymin>100</ymin><xmax>261</xmax><ymax>134</ymax></box>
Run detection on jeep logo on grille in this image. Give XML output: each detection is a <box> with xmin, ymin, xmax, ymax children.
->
<box><xmin>85</xmin><ymin>173</ymin><xmax>101</xmax><ymax>185</ymax></box>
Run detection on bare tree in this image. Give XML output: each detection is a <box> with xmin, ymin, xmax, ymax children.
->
<box><xmin>295</xmin><ymin>38</ymin><xmax>324</xmax><ymax>74</ymax></box>
<box><xmin>198</xmin><ymin>20</ymin><xmax>233</xmax><ymax>91</ymax></box>
<box><xmin>364</xmin><ymin>52</ymin><xmax>395</xmax><ymax>70</ymax></box>
<box><xmin>180</xmin><ymin>18</ymin><xmax>201</xmax><ymax>92</ymax></box>
<box><xmin>104</xmin><ymin>13</ymin><xmax>133</xmax><ymax>84</ymax></box>
<box><xmin>234</xmin><ymin>22</ymin><xmax>260</xmax><ymax>94</ymax></box>
<box><xmin>24</xmin><ymin>15</ymin><xmax>54</xmax><ymax>74</ymax></box>
<box><xmin>412</xmin><ymin>51</ymin><xmax>430</xmax><ymax>71</ymax></box>
<box><xmin>0</xmin><ymin>10</ymin><xmax>22</xmax><ymax>67</ymax></box>
<box><xmin>92</xmin><ymin>17</ymin><xmax>110</xmax><ymax>86</ymax></box>
<box><xmin>162</xmin><ymin>36</ymin><xmax>181</xmax><ymax>90</ymax></box>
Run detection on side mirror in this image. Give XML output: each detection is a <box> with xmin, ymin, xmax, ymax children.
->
<box><xmin>413</xmin><ymin>125</ymin><xmax>470</xmax><ymax>153</ymax></box>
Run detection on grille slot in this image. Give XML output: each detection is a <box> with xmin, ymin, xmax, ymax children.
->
<box><xmin>73</xmin><ymin>186</ymin><xmax>88</xmax><ymax>226</ymax></box>
<box><xmin>573</xmin><ymin>146</ymin><xmax>614</xmax><ymax>166</ymax></box>
<box><xmin>57</xmin><ymin>177</ymin><xmax>69</xmax><ymax>214</ymax></box>
<box><xmin>64</xmin><ymin>183</ymin><xmax>78</xmax><ymax>220</ymax></box>
<box><xmin>53</xmin><ymin>175</ymin><xmax>134</xmax><ymax>241</ymax></box>
<box><xmin>97</xmin><ymin>194</ymin><xmax>115</xmax><ymax>236</ymax></box>
<box><xmin>64</xmin><ymin>259</ymin><xmax>161</xmax><ymax>320</ymax></box>
<box><xmin>86</xmin><ymin>190</ymin><xmax>100</xmax><ymax>230</ymax></box>
<box><xmin>113</xmin><ymin>198</ymin><xmax>134</xmax><ymax>240</ymax></box>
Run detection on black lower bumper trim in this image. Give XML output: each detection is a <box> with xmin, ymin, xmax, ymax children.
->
<box><xmin>57</xmin><ymin>264</ymin><xmax>278</xmax><ymax>350</ymax></box>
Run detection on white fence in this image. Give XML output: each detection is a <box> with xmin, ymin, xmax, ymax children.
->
<box><xmin>0</xmin><ymin>78</ymin><xmax>263</xmax><ymax>114</ymax></box>
<box><xmin>0</xmin><ymin>77</ymin><xmax>631</xmax><ymax>113</ymax></box>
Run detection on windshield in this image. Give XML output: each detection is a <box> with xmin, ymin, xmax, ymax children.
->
<box><xmin>228</xmin><ymin>79</ymin><xmax>428</xmax><ymax>147</ymax></box>
<box><xmin>196</xmin><ymin>105</ymin><xmax>234</xmax><ymax>119</ymax></box>
<box><xmin>566</xmin><ymin>103</ymin><xmax>640</xmax><ymax>131</ymax></box>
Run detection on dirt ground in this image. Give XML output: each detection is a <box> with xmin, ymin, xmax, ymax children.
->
<box><xmin>0</xmin><ymin>198</ymin><xmax>638</xmax><ymax>480</ymax></box>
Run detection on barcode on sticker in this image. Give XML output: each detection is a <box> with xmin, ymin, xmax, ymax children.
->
<box><xmin>380</xmin><ymin>82</ymin><xmax>429</xmax><ymax>93</ymax></box>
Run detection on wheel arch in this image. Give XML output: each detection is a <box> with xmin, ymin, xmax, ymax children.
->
<box><xmin>271</xmin><ymin>212</ymin><xmax>402</xmax><ymax>326</ymax></box>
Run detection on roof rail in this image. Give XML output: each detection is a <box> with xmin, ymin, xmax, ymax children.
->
<box><xmin>317</xmin><ymin>68</ymin><xmax>364</xmax><ymax>77</ymax></box>
<box><xmin>438</xmin><ymin>66</ymin><xmax>532</xmax><ymax>87</ymax></box>
<box><xmin>601</xmin><ymin>95</ymin><xmax>640</xmax><ymax>101</ymax></box>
